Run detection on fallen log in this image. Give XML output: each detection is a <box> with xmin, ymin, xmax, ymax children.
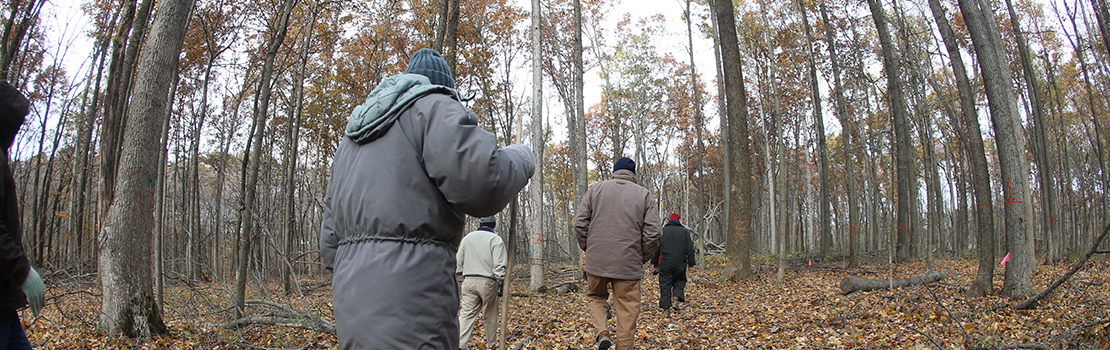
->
<box><xmin>839</xmin><ymin>271</ymin><xmax>949</xmax><ymax>294</ymax></box>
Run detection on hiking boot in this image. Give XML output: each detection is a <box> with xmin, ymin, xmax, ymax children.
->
<box><xmin>597</xmin><ymin>331</ymin><xmax>614</xmax><ymax>350</ymax></box>
<box><xmin>662</xmin><ymin>308</ymin><xmax>672</xmax><ymax>318</ymax></box>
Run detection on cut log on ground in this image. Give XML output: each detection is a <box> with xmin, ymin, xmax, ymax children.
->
<box><xmin>839</xmin><ymin>271</ymin><xmax>949</xmax><ymax>294</ymax></box>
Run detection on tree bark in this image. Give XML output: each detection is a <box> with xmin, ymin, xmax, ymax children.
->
<box><xmin>927</xmin><ymin>0</ymin><xmax>997</xmax><ymax>297</ymax></box>
<box><xmin>98</xmin><ymin>0</ymin><xmax>193</xmax><ymax>336</ymax></box>
<box><xmin>797</xmin><ymin>0</ymin><xmax>832</xmax><ymax>262</ymax></box>
<box><xmin>235</xmin><ymin>0</ymin><xmax>297</xmax><ymax>319</ymax></box>
<box><xmin>866</xmin><ymin>0</ymin><xmax>916</xmax><ymax>263</ymax></box>
<box><xmin>839</xmin><ymin>271</ymin><xmax>949</xmax><ymax>294</ymax></box>
<box><xmin>711</xmin><ymin>0</ymin><xmax>755</xmax><ymax>281</ymax></box>
<box><xmin>1005</xmin><ymin>0</ymin><xmax>1058</xmax><ymax>266</ymax></box>
<box><xmin>957</xmin><ymin>0</ymin><xmax>1035</xmax><ymax>298</ymax></box>
<box><xmin>818</xmin><ymin>0</ymin><xmax>857</xmax><ymax>268</ymax></box>
<box><xmin>572</xmin><ymin>0</ymin><xmax>586</xmax><ymax>280</ymax></box>
<box><xmin>528</xmin><ymin>0</ymin><xmax>545</xmax><ymax>294</ymax></box>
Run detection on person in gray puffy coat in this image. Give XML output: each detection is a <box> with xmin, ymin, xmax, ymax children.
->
<box><xmin>320</xmin><ymin>48</ymin><xmax>535</xmax><ymax>349</ymax></box>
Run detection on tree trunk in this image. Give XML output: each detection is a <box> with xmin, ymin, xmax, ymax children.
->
<box><xmin>866</xmin><ymin>0</ymin><xmax>915</xmax><ymax>264</ymax></box>
<box><xmin>153</xmin><ymin>70</ymin><xmax>178</xmax><ymax>313</ymax></box>
<box><xmin>927</xmin><ymin>0</ymin><xmax>997</xmax><ymax>297</ymax></box>
<box><xmin>839</xmin><ymin>271</ymin><xmax>949</xmax><ymax>294</ymax></box>
<box><xmin>572</xmin><ymin>0</ymin><xmax>585</xmax><ymax>280</ymax></box>
<box><xmin>797</xmin><ymin>0</ymin><xmax>832</xmax><ymax>262</ymax></box>
<box><xmin>235</xmin><ymin>0</ymin><xmax>296</xmax><ymax>319</ymax></box>
<box><xmin>528</xmin><ymin>0</ymin><xmax>545</xmax><ymax>294</ymax></box>
<box><xmin>444</xmin><ymin>0</ymin><xmax>459</xmax><ymax>75</ymax></box>
<box><xmin>1005</xmin><ymin>0</ymin><xmax>1058</xmax><ymax>265</ymax></box>
<box><xmin>433</xmin><ymin>0</ymin><xmax>449</xmax><ymax>52</ymax></box>
<box><xmin>283</xmin><ymin>2</ymin><xmax>319</xmax><ymax>296</ymax></box>
<box><xmin>712</xmin><ymin>0</ymin><xmax>755</xmax><ymax>281</ymax></box>
<box><xmin>100</xmin><ymin>0</ymin><xmax>156</xmax><ymax>231</ymax></box>
<box><xmin>756</xmin><ymin>0</ymin><xmax>786</xmax><ymax>283</ymax></box>
<box><xmin>818</xmin><ymin>0</ymin><xmax>857</xmax><ymax>268</ymax></box>
<box><xmin>70</xmin><ymin>36</ymin><xmax>108</xmax><ymax>265</ymax></box>
<box><xmin>0</xmin><ymin>0</ymin><xmax>45</xmax><ymax>80</ymax></box>
<box><xmin>957</xmin><ymin>0</ymin><xmax>1035</xmax><ymax>299</ymax></box>
<box><xmin>98</xmin><ymin>0</ymin><xmax>192</xmax><ymax>336</ymax></box>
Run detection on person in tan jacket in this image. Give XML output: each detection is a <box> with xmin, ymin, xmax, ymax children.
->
<box><xmin>574</xmin><ymin>157</ymin><xmax>661</xmax><ymax>350</ymax></box>
<box><xmin>456</xmin><ymin>216</ymin><xmax>506</xmax><ymax>349</ymax></box>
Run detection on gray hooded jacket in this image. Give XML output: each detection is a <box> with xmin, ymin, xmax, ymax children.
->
<box><xmin>321</xmin><ymin>74</ymin><xmax>534</xmax><ymax>349</ymax></box>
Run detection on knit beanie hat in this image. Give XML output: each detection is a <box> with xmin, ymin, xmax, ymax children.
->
<box><xmin>479</xmin><ymin>216</ymin><xmax>497</xmax><ymax>228</ymax></box>
<box><xmin>669</xmin><ymin>213</ymin><xmax>680</xmax><ymax>222</ymax></box>
<box><xmin>404</xmin><ymin>48</ymin><xmax>455</xmax><ymax>89</ymax></box>
<box><xmin>613</xmin><ymin>157</ymin><xmax>636</xmax><ymax>174</ymax></box>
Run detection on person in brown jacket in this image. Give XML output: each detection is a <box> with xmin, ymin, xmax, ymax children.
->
<box><xmin>574</xmin><ymin>157</ymin><xmax>661</xmax><ymax>350</ymax></box>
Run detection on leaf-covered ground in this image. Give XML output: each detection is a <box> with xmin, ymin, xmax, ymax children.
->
<box><xmin>23</xmin><ymin>257</ymin><xmax>1110</xmax><ymax>349</ymax></box>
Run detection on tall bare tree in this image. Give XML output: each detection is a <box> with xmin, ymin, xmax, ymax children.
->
<box><xmin>528</xmin><ymin>0</ymin><xmax>545</xmax><ymax>293</ymax></box>
<box><xmin>235</xmin><ymin>0</ymin><xmax>297</xmax><ymax>319</ymax></box>
<box><xmin>711</xmin><ymin>0</ymin><xmax>754</xmax><ymax>281</ymax></box>
<box><xmin>1004</xmin><ymin>0</ymin><xmax>1059</xmax><ymax>265</ymax></box>
<box><xmin>927</xmin><ymin>0</ymin><xmax>996</xmax><ymax>296</ymax></box>
<box><xmin>957</xmin><ymin>0</ymin><xmax>1035</xmax><ymax>298</ymax></box>
<box><xmin>797</xmin><ymin>0</ymin><xmax>832</xmax><ymax>261</ymax></box>
<box><xmin>865</xmin><ymin>0</ymin><xmax>915</xmax><ymax>263</ymax></box>
<box><xmin>98</xmin><ymin>0</ymin><xmax>194</xmax><ymax>336</ymax></box>
<box><xmin>819</xmin><ymin>0</ymin><xmax>858</xmax><ymax>268</ymax></box>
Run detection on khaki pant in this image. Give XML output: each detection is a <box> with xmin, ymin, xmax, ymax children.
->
<box><xmin>459</xmin><ymin>276</ymin><xmax>499</xmax><ymax>349</ymax></box>
<box><xmin>586</xmin><ymin>274</ymin><xmax>640</xmax><ymax>350</ymax></box>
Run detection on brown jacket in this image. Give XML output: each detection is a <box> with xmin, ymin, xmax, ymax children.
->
<box><xmin>574</xmin><ymin>169</ymin><xmax>661</xmax><ymax>280</ymax></box>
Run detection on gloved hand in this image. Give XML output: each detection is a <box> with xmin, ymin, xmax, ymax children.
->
<box><xmin>21</xmin><ymin>267</ymin><xmax>43</xmax><ymax>317</ymax></box>
<box><xmin>497</xmin><ymin>281</ymin><xmax>504</xmax><ymax>297</ymax></box>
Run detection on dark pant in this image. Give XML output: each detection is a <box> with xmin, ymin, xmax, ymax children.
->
<box><xmin>658</xmin><ymin>264</ymin><xmax>687</xmax><ymax>310</ymax></box>
<box><xmin>0</xmin><ymin>311</ymin><xmax>32</xmax><ymax>350</ymax></box>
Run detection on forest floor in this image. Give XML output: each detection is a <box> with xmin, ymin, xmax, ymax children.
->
<box><xmin>21</xmin><ymin>255</ymin><xmax>1110</xmax><ymax>349</ymax></box>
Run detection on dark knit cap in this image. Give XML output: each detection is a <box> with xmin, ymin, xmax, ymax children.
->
<box><xmin>479</xmin><ymin>216</ymin><xmax>497</xmax><ymax>228</ymax></box>
<box><xmin>404</xmin><ymin>48</ymin><xmax>455</xmax><ymax>89</ymax></box>
<box><xmin>613</xmin><ymin>157</ymin><xmax>636</xmax><ymax>174</ymax></box>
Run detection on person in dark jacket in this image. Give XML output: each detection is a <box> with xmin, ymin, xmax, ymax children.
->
<box><xmin>575</xmin><ymin>157</ymin><xmax>661</xmax><ymax>350</ymax></box>
<box><xmin>0</xmin><ymin>81</ymin><xmax>43</xmax><ymax>349</ymax></box>
<box><xmin>652</xmin><ymin>213</ymin><xmax>695</xmax><ymax>316</ymax></box>
<box><xmin>320</xmin><ymin>48</ymin><xmax>534</xmax><ymax>349</ymax></box>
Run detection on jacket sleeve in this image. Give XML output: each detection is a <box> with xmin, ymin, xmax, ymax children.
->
<box><xmin>0</xmin><ymin>153</ymin><xmax>29</xmax><ymax>285</ymax></box>
<box><xmin>421</xmin><ymin>97</ymin><xmax>534</xmax><ymax>218</ymax></box>
<box><xmin>573</xmin><ymin>189</ymin><xmax>593</xmax><ymax>252</ymax></box>
<box><xmin>319</xmin><ymin>155</ymin><xmax>340</xmax><ymax>272</ymax></box>
<box><xmin>492</xmin><ymin>236</ymin><xmax>507</xmax><ymax>281</ymax></box>
<box><xmin>640</xmin><ymin>194</ymin><xmax>661</xmax><ymax>264</ymax></box>
<box><xmin>455</xmin><ymin>237</ymin><xmax>466</xmax><ymax>276</ymax></box>
<box><xmin>685</xmin><ymin>229</ymin><xmax>696</xmax><ymax>267</ymax></box>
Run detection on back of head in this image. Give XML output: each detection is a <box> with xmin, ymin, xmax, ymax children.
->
<box><xmin>479</xmin><ymin>216</ymin><xmax>497</xmax><ymax>229</ymax></box>
<box><xmin>0</xmin><ymin>81</ymin><xmax>28</xmax><ymax>150</ymax></box>
<box><xmin>404</xmin><ymin>48</ymin><xmax>455</xmax><ymax>90</ymax></box>
<box><xmin>613</xmin><ymin>157</ymin><xmax>636</xmax><ymax>174</ymax></box>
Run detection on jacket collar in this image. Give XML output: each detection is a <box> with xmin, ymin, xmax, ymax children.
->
<box><xmin>477</xmin><ymin>226</ymin><xmax>495</xmax><ymax>233</ymax></box>
<box><xmin>612</xmin><ymin>169</ymin><xmax>636</xmax><ymax>183</ymax></box>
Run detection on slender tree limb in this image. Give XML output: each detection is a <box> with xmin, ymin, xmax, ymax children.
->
<box><xmin>1015</xmin><ymin>223</ymin><xmax>1110</xmax><ymax>309</ymax></box>
<box><xmin>996</xmin><ymin>344</ymin><xmax>1048</xmax><ymax>350</ymax></box>
<box><xmin>924</xmin><ymin>281</ymin><xmax>972</xmax><ymax>349</ymax></box>
<box><xmin>906</xmin><ymin>325</ymin><xmax>947</xmax><ymax>350</ymax></box>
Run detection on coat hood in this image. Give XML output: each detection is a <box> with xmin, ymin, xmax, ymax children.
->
<box><xmin>0</xmin><ymin>82</ymin><xmax>28</xmax><ymax>150</ymax></box>
<box><xmin>345</xmin><ymin>73</ymin><xmax>457</xmax><ymax>144</ymax></box>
